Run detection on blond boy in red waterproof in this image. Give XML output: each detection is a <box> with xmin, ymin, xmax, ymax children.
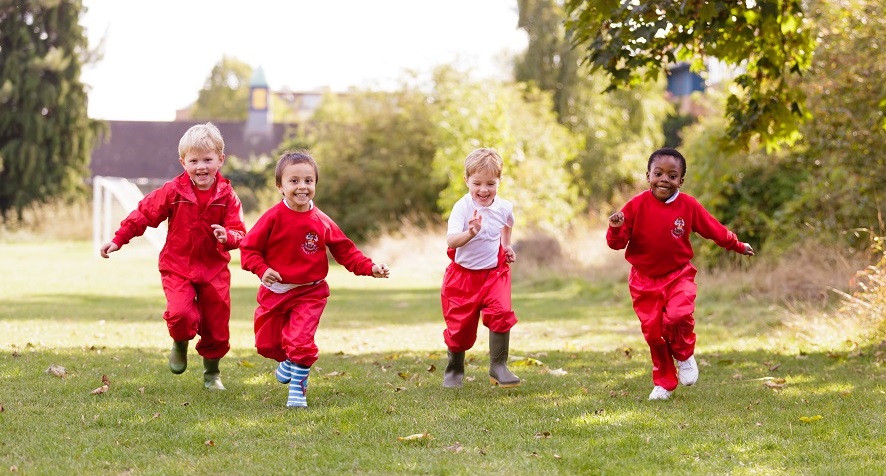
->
<box><xmin>607</xmin><ymin>147</ymin><xmax>754</xmax><ymax>401</ymax></box>
<box><xmin>441</xmin><ymin>148</ymin><xmax>521</xmax><ymax>389</ymax></box>
<box><xmin>100</xmin><ymin>122</ymin><xmax>246</xmax><ymax>391</ymax></box>
<box><xmin>239</xmin><ymin>151</ymin><xmax>390</xmax><ymax>408</ymax></box>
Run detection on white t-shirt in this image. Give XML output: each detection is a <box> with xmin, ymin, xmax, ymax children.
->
<box><xmin>447</xmin><ymin>193</ymin><xmax>515</xmax><ymax>270</ymax></box>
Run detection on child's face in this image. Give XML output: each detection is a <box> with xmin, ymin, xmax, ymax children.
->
<box><xmin>646</xmin><ymin>155</ymin><xmax>684</xmax><ymax>202</ymax></box>
<box><xmin>278</xmin><ymin>162</ymin><xmax>316</xmax><ymax>212</ymax></box>
<box><xmin>180</xmin><ymin>149</ymin><xmax>224</xmax><ymax>190</ymax></box>
<box><xmin>465</xmin><ymin>169</ymin><xmax>500</xmax><ymax>208</ymax></box>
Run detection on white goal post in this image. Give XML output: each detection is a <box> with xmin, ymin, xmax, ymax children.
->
<box><xmin>92</xmin><ymin>176</ymin><xmax>167</xmax><ymax>256</ymax></box>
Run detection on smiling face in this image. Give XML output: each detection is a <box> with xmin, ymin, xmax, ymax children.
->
<box><xmin>180</xmin><ymin>149</ymin><xmax>224</xmax><ymax>190</ymax></box>
<box><xmin>646</xmin><ymin>154</ymin><xmax>684</xmax><ymax>202</ymax></box>
<box><xmin>278</xmin><ymin>162</ymin><xmax>316</xmax><ymax>211</ymax></box>
<box><xmin>465</xmin><ymin>168</ymin><xmax>500</xmax><ymax>208</ymax></box>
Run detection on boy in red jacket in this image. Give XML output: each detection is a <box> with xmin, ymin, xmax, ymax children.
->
<box><xmin>607</xmin><ymin>147</ymin><xmax>754</xmax><ymax>401</ymax></box>
<box><xmin>100</xmin><ymin>122</ymin><xmax>246</xmax><ymax>391</ymax></box>
<box><xmin>239</xmin><ymin>151</ymin><xmax>390</xmax><ymax>408</ymax></box>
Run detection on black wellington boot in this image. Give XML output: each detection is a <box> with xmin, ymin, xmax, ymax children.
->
<box><xmin>443</xmin><ymin>350</ymin><xmax>465</xmax><ymax>388</ymax></box>
<box><xmin>202</xmin><ymin>357</ymin><xmax>226</xmax><ymax>391</ymax></box>
<box><xmin>488</xmin><ymin>331</ymin><xmax>521</xmax><ymax>388</ymax></box>
<box><xmin>168</xmin><ymin>340</ymin><xmax>188</xmax><ymax>374</ymax></box>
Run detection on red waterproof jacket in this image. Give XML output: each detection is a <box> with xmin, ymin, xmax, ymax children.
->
<box><xmin>112</xmin><ymin>172</ymin><xmax>246</xmax><ymax>281</ymax></box>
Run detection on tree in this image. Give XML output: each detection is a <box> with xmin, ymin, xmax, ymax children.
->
<box><xmin>0</xmin><ymin>0</ymin><xmax>101</xmax><ymax>220</ymax></box>
<box><xmin>516</xmin><ymin>0</ymin><xmax>670</xmax><ymax>204</ymax></box>
<box><xmin>189</xmin><ymin>56</ymin><xmax>252</xmax><ymax>121</ymax></box>
<box><xmin>564</xmin><ymin>0</ymin><xmax>816</xmax><ymax>150</ymax></box>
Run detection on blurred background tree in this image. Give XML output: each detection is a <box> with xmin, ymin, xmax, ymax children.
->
<box><xmin>0</xmin><ymin>0</ymin><xmax>101</xmax><ymax>220</ymax></box>
<box><xmin>190</xmin><ymin>55</ymin><xmax>252</xmax><ymax>121</ymax></box>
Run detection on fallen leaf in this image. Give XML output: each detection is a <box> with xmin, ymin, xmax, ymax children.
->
<box><xmin>763</xmin><ymin>380</ymin><xmax>785</xmax><ymax>389</ymax></box>
<box><xmin>799</xmin><ymin>415</ymin><xmax>823</xmax><ymax>423</ymax></box>
<box><xmin>426</xmin><ymin>364</ymin><xmax>436</xmax><ymax>372</ymax></box>
<box><xmin>90</xmin><ymin>384</ymin><xmax>109</xmax><ymax>395</ymax></box>
<box><xmin>45</xmin><ymin>364</ymin><xmax>67</xmax><ymax>378</ymax></box>
<box><xmin>446</xmin><ymin>442</ymin><xmax>464</xmax><ymax>453</ymax></box>
<box><xmin>102</xmin><ymin>374</ymin><xmax>111</xmax><ymax>387</ymax></box>
<box><xmin>768</xmin><ymin>363</ymin><xmax>781</xmax><ymax>371</ymax></box>
<box><xmin>204</xmin><ymin>440</ymin><xmax>215</xmax><ymax>446</ymax></box>
<box><xmin>397</xmin><ymin>372</ymin><xmax>411</xmax><ymax>380</ymax></box>
<box><xmin>464</xmin><ymin>376</ymin><xmax>476</xmax><ymax>382</ymax></box>
<box><xmin>237</xmin><ymin>360</ymin><xmax>255</xmax><ymax>368</ymax></box>
<box><xmin>325</xmin><ymin>371</ymin><xmax>345</xmax><ymax>377</ymax></box>
<box><xmin>152</xmin><ymin>412</ymin><xmax>160</xmax><ymax>419</ymax></box>
<box><xmin>534</xmin><ymin>431</ymin><xmax>552</xmax><ymax>439</ymax></box>
<box><xmin>138</xmin><ymin>387</ymin><xmax>145</xmax><ymax>395</ymax></box>
<box><xmin>511</xmin><ymin>357</ymin><xmax>544</xmax><ymax>367</ymax></box>
<box><xmin>0</xmin><ymin>403</ymin><xmax>4</xmax><ymax>412</ymax></box>
<box><xmin>547</xmin><ymin>368</ymin><xmax>567</xmax><ymax>376</ymax></box>
<box><xmin>397</xmin><ymin>432</ymin><xmax>431</xmax><ymax>441</ymax></box>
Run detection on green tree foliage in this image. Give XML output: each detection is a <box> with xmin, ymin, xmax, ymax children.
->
<box><xmin>0</xmin><ymin>0</ymin><xmax>100</xmax><ymax>220</ymax></box>
<box><xmin>431</xmin><ymin>67</ymin><xmax>581</xmax><ymax>233</ymax></box>
<box><xmin>307</xmin><ymin>86</ymin><xmax>443</xmax><ymax>240</ymax></box>
<box><xmin>681</xmin><ymin>0</ymin><xmax>886</xmax><ymax>256</ymax></box>
<box><xmin>515</xmin><ymin>0</ymin><xmax>669</xmax><ymax>204</ymax></box>
<box><xmin>564</xmin><ymin>0</ymin><xmax>816</xmax><ymax>150</ymax></box>
<box><xmin>190</xmin><ymin>55</ymin><xmax>251</xmax><ymax>121</ymax></box>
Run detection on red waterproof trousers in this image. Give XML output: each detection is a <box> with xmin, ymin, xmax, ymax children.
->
<box><xmin>252</xmin><ymin>281</ymin><xmax>330</xmax><ymax>367</ymax></box>
<box><xmin>441</xmin><ymin>248</ymin><xmax>517</xmax><ymax>353</ymax></box>
<box><xmin>161</xmin><ymin>268</ymin><xmax>231</xmax><ymax>359</ymax></box>
<box><xmin>629</xmin><ymin>262</ymin><xmax>697</xmax><ymax>391</ymax></box>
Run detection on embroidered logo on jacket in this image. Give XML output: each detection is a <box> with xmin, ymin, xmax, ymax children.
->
<box><xmin>672</xmin><ymin>217</ymin><xmax>686</xmax><ymax>238</ymax></box>
<box><xmin>302</xmin><ymin>232</ymin><xmax>319</xmax><ymax>254</ymax></box>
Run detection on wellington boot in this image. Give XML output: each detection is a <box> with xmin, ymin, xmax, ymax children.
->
<box><xmin>168</xmin><ymin>340</ymin><xmax>188</xmax><ymax>374</ymax></box>
<box><xmin>202</xmin><ymin>357</ymin><xmax>226</xmax><ymax>391</ymax></box>
<box><xmin>488</xmin><ymin>331</ymin><xmax>521</xmax><ymax>388</ymax></box>
<box><xmin>443</xmin><ymin>350</ymin><xmax>465</xmax><ymax>388</ymax></box>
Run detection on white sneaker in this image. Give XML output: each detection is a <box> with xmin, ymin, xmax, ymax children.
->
<box><xmin>648</xmin><ymin>385</ymin><xmax>673</xmax><ymax>400</ymax></box>
<box><xmin>677</xmin><ymin>355</ymin><xmax>699</xmax><ymax>386</ymax></box>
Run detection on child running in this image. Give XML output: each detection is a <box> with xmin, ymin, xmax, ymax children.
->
<box><xmin>607</xmin><ymin>147</ymin><xmax>754</xmax><ymax>400</ymax></box>
<box><xmin>441</xmin><ymin>148</ymin><xmax>521</xmax><ymax>389</ymax></box>
<box><xmin>239</xmin><ymin>151</ymin><xmax>390</xmax><ymax>408</ymax></box>
<box><xmin>100</xmin><ymin>122</ymin><xmax>246</xmax><ymax>391</ymax></box>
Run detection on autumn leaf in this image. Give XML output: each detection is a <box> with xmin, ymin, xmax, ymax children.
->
<box><xmin>534</xmin><ymin>431</ymin><xmax>552</xmax><ymax>439</ymax></box>
<box><xmin>397</xmin><ymin>432</ymin><xmax>431</xmax><ymax>441</ymax></box>
<box><xmin>799</xmin><ymin>415</ymin><xmax>823</xmax><ymax>423</ymax></box>
<box><xmin>90</xmin><ymin>384</ymin><xmax>109</xmax><ymax>395</ymax></box>
<box><xmin>325</xmin><ymin>371</ymin><xmax>345</xmax><ymax>377</ymax></box>
<box><xmin>426</xmin><ymin>364</ymin><xmax>436</xmax><ymax>372</ymax></box>
<box><xmin>204</xmin><ymin>440</ymin><xmax>215</xmax><ymax>446</ymax></box>
<box><xmin>446</xmin><ymin>442</ymin><xmax>464</xmax><ymax>453</ymax></box>
<box><xmin>397</xmin><ymin>372</ymin><xmax>411</xmax><ymax>380</ymax></box>
<box><xmin>546</xmin><ymin>368</ymin><xmax>567</xmax><ymax>376</ymax></box>
<box><xmin>101</xmin><ymin>374</ymin><xmax>111</xmax><ymax>387</ymax></box>
<box><xmin>45</xmin><ymin>364</ymin><xmax>67</xmax><ymax>378</ymax></box>
<box><xmin>0</xmin><ymin>403</ymin><xmax>4</xmax><ymax>412</ymax></box>
<box><xmin>511</xmin><ymin>357</ymin><xmax>543</xmax><ymax>367</ymax></box>
<box><xmin>237</xmin><ymin>360</ymin><xmax>255</xmax><ymax>368</ymax></box>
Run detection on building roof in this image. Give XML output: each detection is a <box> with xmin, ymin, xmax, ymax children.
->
<box><xmin>90</xmin><ymin>120</ymin><xmax>290</xmax><ymax>180</ymax></box>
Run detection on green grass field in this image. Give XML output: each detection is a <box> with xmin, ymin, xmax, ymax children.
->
<box><xmin>1</xmin><ymin>241</ymin><xmax>883</xmax><ymax>475</ymax></box>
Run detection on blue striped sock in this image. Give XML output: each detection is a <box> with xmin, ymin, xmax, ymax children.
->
<box><xmin>275</xmin><ymin>360</ymin><xmax>292</xmax><ymax>384</ymax></box>
<box><xmin>286</xmin><ymin>364</ymin><xmax>310</xmax><ymax>408</ymax></box>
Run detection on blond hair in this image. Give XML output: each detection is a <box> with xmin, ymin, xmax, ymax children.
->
<box><xmin>463</xmin><ymin>148</ymin><xmax>503</xmax><ymax>178</ymax></box>
<box><xmin>178</xmin><ymin>122</ymin><xmax>225</xmax><ymax>158</ymax></box>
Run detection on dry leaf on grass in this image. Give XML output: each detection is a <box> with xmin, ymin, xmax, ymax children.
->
<box><xmin>546</xmin><ymin>368</ymin><xmax>567</xmax><ymax>376</ymax></box>
<box><xmin>446</xmin><ymin>442</ymin><xmax>464</xmax><ymax>453</ymax></box>
<box><xmin>799</xmin><ymin>415</ymin><xmax>823</xmax><ymax>423</ymax></box>
<box><xmin>204</xmin><ymin>440</ymin><xmax>215</xmax><ymax>447</ymax></box>
<box><xmin>237</xmin><ymin>360</ymin><xmax>255</xmax><ymax>368</ymax></box>
<box><xmin>534</xmin><ymin>431</ymin><xmax>552</xmax><ymax>439</ymax></box>
<box><xmin>90</xmin><ymin>385</ymin><xmax>109</xmax><ymax>395</ymax></box>
<box><xmin>45</xmin><ymin>364</ymin><xmax>67</xmax><ymax>378</ymax></box>
<box><xmin>511</xmin><ymin>357</ymin><xmax>544</xmax><ymax>367</ymax></box>
<box><xmin>397</xmin><ymin>432</ymin><xmax>431</xmax><ymax>442</ymax></box>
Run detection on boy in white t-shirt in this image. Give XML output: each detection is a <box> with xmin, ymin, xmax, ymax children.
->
<box><xmin>441</xmin><ymin>148</ymin><xmax>521</xmax><ymax>389</ymax></box>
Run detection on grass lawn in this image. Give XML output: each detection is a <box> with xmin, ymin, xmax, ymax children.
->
<box><xmin>1</xmin><ymin>241</ymin><xmax>883</xmax><ymax>475</ymax></box>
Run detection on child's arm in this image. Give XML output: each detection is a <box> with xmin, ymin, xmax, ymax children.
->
<box><xmin>447</xmin><ymin>209</ymin><xmax>481</xmax><ymax>249</ymax></box>
<box><xmin>103</xmin><ymin>187</ymin><xmax>172</xmax><ymax>255</ymax></box>
<box><xmin>371</xmin><ymin>263</ymin><xmax>391</xmax><ymax>278</ymax></box>
<box><xmin>214</xmin><ymin>193</ymin><xmax>247</xmax><ymax>250</ymax></box>
<box><xmin>501</xmin><ymin>224</ymin><xmax>515</xmax><ymax>263</ymax></box>
<box><xmin>692</xmin><ymin>202</ymin><xmax>754</xmax><ymax>256</ymax></box>
<box><xmin>606</xmin><ymin>210</ymin><xmax>630</xmax><ymax>250</ymax></box>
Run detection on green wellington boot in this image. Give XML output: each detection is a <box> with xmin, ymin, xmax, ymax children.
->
<box><xmin>443</xmin><ymin>350</ymin><xmax>465</xmax><ymax>388</ymax></box>
<box><xmin>168</xmin><ymin>340</ymin><xmax>188</xmax><ymax>374</ymax></box>
<box><xmin>488</xmin><ymin>331</ymin><xmax>521</xmax><ymax>388</ymax></box>
<box><xmin>203</xmin><ymin>357</ymin><xmax>226</xmax><ymax>391</ymax></box>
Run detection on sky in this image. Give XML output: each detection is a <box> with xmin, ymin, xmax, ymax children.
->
<box><xmin>80</xmin><ymin>0</ymin><xmax>528</xmax><ymax>122</ymax></box>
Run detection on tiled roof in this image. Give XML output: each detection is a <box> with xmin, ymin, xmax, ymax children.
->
<box><xmin>90</xmin><ymin>120</ymin><xmax>291</xmax><ymax>180</ymax></box>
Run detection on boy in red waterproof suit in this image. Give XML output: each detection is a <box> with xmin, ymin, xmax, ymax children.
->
<box><xmin>607</xmin><ymin>147</ymin><xmax>754</xmax><ymax>401</ymax></box>
<box><xmin>100</xmin><ymin>122</ymin><xmax>246</xmax><ymax>391</ymax></box>
<box><xmin>239</xmin><ymin>151</ymin><xmax>390</xmax><ymax>408</ymax></box>
<box><xmin>441</xmin><ymin>148</ymin><xmax>521</xmax><ymax>389</ymax></box>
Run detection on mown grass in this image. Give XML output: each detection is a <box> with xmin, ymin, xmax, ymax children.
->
<box><xmin>1</xmin><ymin>241</ymin><xmax>884</xmax><ymax>475</ymax></box>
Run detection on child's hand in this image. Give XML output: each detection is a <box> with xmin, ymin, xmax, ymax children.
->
<box><xmin>468</xmin><ymin>209</ymin><xmax>482</xmax><ymax>236</ymax></box>
<box><xmin>743</xmin><ymin>243</ymin><xmax>755</xmax><ymax>256</ymax></box>
<box><xmin>504</xmin><ymin>246</ymin><xmax>516</xmax><ymax>263</ymax></box>
<box><xmin>211</xmin><ymin>224</ymin><xmax>227</xmax><ymax>243</ymax></box>
<box><xmin>261</xmin><ymin>269</ymin><xmax>282</xmax><ymax>286</ymax></box>
<box><xmin>372</xmin><ymin>263</ymin><xmax>390</xmax><ymax>278</ymax></box>
<box><xmin>608</xmin><ymin>211</ymin><xmax>625</xmax><ymax>227</ymax></box>
<box><xmin>99</xmin><ymin>242</ymin><xmax>119</xmax><ymax>259</ymax></box>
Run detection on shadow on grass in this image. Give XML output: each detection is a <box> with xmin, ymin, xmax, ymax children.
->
<box><xmin>2</xmin><ymin>345</ymin><xmax>884</xmax><ymax>475</ymax></box>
